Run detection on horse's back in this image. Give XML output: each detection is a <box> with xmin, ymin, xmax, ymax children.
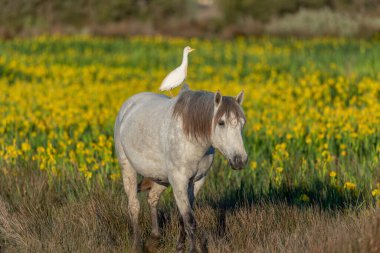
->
<box><xmin>116</xmin><ymin>92</ymin><xmax>170</xmax><ymax>125</ymax></box>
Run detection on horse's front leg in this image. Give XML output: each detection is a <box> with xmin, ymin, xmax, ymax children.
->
<box><xmin>193</xmin><ymin>177</ymin><xmax>208</xmax><ymax>253</ymax></box>
<box><xmin>170</xmin><ymin>174</ymin><xmax>197</xmax><ymax>253</ymax></box>
<box><xmin>176</xmin><ymin>177</ymin><xmax>208</xmax><ymax>253</ymax></box>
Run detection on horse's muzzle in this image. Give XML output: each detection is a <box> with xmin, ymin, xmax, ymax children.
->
<box><xmin>229</xmin><ymin>155</ymin><xmax>248</xmax><ymax>170</ymax></box>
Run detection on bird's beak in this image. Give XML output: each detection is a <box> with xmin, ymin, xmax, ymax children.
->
<box><xmin>190</xmin><ymin>48</ymin><xmax>196</xmax><ymax>52</ymax></box>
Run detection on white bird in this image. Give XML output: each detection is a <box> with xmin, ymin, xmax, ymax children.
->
<box><xmin>159</xmin><ymin>46</ymin><xmax>195</xmax><ymax>96</ymax></box>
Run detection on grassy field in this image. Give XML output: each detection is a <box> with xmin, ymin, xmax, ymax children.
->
<box><xmin>0</xmin><ymin>36</ymin><xmax>380</xmax><ymax>252</ymax></box>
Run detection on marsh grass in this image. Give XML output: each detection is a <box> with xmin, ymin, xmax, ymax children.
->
<box><xmin>0</xmin><ymin>164</ymin><xmax>379</xmax><ymax>253</ymax></box>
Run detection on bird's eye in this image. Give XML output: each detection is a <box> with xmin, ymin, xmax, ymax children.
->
<box><xmin>218</xmin><ymin>120</ymin><xmax>225</xmax><ymax>127</ymax></box>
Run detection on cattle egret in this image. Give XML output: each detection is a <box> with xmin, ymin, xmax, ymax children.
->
<box><xmin>159</xmin><ymin>46</ymin><xmax>195</xmax><ymax>96</ymax></box>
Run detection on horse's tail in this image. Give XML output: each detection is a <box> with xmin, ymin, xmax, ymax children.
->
<box><xmin>137</xmin><ymin>177</ymin><xmax>154</xmax><ymax>192</ymax></box>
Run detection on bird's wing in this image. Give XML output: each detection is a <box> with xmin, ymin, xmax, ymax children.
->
<box><xmin>159</xmin><ymin>67</ymin><xmax>186</xmax><ymax>91</ymax></box>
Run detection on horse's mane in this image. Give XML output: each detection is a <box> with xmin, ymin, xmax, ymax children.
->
<box><xmin>172</xmin><ymin>87</ymin><xmax>245</xmax><ymax>142</ymax></box>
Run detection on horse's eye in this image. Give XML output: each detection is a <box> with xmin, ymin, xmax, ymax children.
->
<box><xmin>218</xmin><ymin>120</ymin><xmax>225</xmax><ymax>127</ymax></box>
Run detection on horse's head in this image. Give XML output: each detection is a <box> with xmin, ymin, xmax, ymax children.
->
<box><xmin>173</xmin><ymin>87</ymin><xmax>248</xmax><ymax>169</ymax></box>
<box><xmin>211</xmin><ymin>91</ymin><xmax>248</xmax><ymax>170</ymax></box>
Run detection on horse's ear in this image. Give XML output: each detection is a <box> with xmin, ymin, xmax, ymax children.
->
<box><xmin>236</xmin><ymin>90</ymin><xmax>244</xmax><ymax>105</ymax></box>
<box><xmin>180</xmin><ymin>83</ymin><xmax>190</xmax><ymax>93</ymax></box>
<box><xmin>214</xmin><ymin>90</ymin><xmax>222</xmax><ymax>108</ymax></box>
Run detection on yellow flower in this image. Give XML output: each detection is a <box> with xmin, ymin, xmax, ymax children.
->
<box><xmin>76</xmin><ymin>142</ymin><xmax>85</xmax><ymax>150</ymax></box>
<box><xmin>78</xmin><ymin>166</ymin><xmax>87</xmax><ymax>172</ymax></box>
<box><xmin>299</xmin><ymin>194</ymin><xmax>310</xmax><ymax>202</ymax></box>
<box><xmin>93</xmin><ymin>164</ymin><xmax>100</xmax><ymax>171</ymax></box>
<box><xmin>372</xmin><ymin>189</ymin><xmax>380</xmax><ymax>197</ymax></box>
<box><xmin>341</xmin><ymin>151</ymin><xmax>347</xmax><ymax>156</ymax></box>
<box><xmin>344</xmin><ymin>182</ymin><xmax>356</xmax><ymax>190</ymax></box>
<box><xmin>250</xmin><ymin>161</ymin><xmax>257</xmax><ymax>170</ymax></box>
<box><xmin>110</xmin><ymin>173</ymin><xmax>121</xmax><ymax>181</ymax></box>
<box><xmin>329</xmin><ymin>171</ymin><xmax>337</xmax><ymax>177</ymax></box>
<box><xmin>21</xmin><ymin>142</ymin><xmax>31</xmax><ymax>152</ymax></box>
<box><xmin>321</xmin><ymin>150</ymin><xmax>332</xmax><ymax>161</ymax></box>
<box><xmin>276</xmin><ymin>167</ymin><xmax>284</xmax><ymax>173</ymax></box>
<box><xmin>253</xmin><ymin>123</ymin><xmax>261</xmax><ymax>131</ymax></box>
<box><xmin>84</xmin><ymin>171</ymin><xmax>92</xmax><ymax>180</ymax></box>
<box><xmin>37</xmin><ymin>146</ymin><xmax>45</xmax><ymax>153</ymax></box>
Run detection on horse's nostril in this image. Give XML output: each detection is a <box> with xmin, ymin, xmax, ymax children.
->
<box><xmin>233</xmin><ymin>155</ymin><xmax>242</xmax><ymax>165</ymax></box>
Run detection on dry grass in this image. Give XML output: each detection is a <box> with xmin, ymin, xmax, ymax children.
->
<box><xmin>0</xmin><ymin>166</ymin><xmax>379</xmax><ymax>253</ymax></box>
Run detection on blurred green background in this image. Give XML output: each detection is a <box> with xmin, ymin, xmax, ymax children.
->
<box><xmin>1</xmin><ymin>0</ymin><xmax>380</xmax><ymax>38</ymax></box>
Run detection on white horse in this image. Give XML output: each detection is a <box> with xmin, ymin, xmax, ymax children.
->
<box><xmin>114</xmin><ymin>84</ymin><xmax>247</xmax><ymax>252</ymax></box>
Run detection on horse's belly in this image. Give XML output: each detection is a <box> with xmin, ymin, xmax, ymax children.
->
<box><xmin>128</xmin><ymin>155</ymin><xmax>168</xmax><ymax>181</ymax></box>
<box><xmin>122</xmin><ymin>133</ymin><xmax>168</xmax><ymax>180</ymax></box>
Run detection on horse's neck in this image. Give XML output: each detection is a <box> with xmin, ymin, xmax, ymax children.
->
<box><xmin>187</xmin><ymin>139</ymin><xmax>213</xmax><ymax>160</ymax></box>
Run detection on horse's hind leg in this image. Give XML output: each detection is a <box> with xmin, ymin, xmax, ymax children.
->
<box><xmin>145</xmin><ymin>180</ymin><xmax>167</xmax><ymax>252</ymax></box>
<box><xmin>148</xmin><ymin>182</ymin><xmax>167</xmax><ymax>238</ymax></box>
<box><xmin>120</xmin><ymin>158</ymin><xmax>141</xmax><ymax>252</ymax></box>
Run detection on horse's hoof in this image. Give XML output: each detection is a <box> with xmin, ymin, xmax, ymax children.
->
<box><xmin>131</xmin><ymin>242</ymin><xmax>143</xmax><ymax>253</ymax></box>
<box><xmin>199</xmin><ymin>234</ymin><xmax>208</xmax><ymax>253</ymax></box>
<box><xmin>176</xmin><ymin>244</ymin><xmax>185</xmax><ymax>253</ymax></box>
<box><xmin>145</xmin><ymin>235</ymin><xmax>161</xmax><ymax>253</ymax></box>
